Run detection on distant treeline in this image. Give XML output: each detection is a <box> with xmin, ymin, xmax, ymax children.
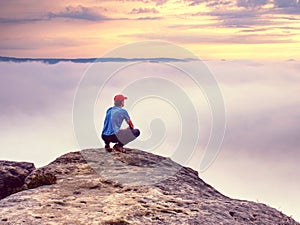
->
<box><xmin>0</xmin><ymin>56</ymin><xmax>195</xmax><ymax>64</ymax></box>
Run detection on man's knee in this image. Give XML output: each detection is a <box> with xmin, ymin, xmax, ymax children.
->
<box><xmin>133</xmin><ymin>129</ymin><xmax>140</xmax><ymax>137</ymax></box>
<box><xmin>101</xmin><ymin>134</ymin><xmax>108</xmax><ymax>142</ymax></box>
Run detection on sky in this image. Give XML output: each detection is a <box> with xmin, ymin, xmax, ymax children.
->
<box><xmin>0</xmin><ymin>0</ymin><xmax>300</xmax><ymax>59</ymax></box>
<box><xmin>0</xmin><ymin>0</ymin><xmax>300</xmax><ymax>222</ymax></box>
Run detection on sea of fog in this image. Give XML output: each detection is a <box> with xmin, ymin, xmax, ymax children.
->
<box><xmin>0</xmin><ymin>59</ymin><xmax>299</xmax><ymax>221</ymax></box>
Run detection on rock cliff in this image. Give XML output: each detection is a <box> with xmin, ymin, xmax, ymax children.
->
<box><xmin>0</xmin><ymin>148</ymin><xmax>299</xmax><ymax>225</ymax></box>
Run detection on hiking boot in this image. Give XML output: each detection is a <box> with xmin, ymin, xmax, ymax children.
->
<box><xmin>105</xmin><ymin>144</ymin><xmax>112</xmax><ymax>152</ymax></box>
<box><xmin>113</xmin><ymin>144</ymin><xmax>126</xmax><ymax>153</ymax></box>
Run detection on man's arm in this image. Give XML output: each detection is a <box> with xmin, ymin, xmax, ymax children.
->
<box><xmin>127</xmin><ymin>119</ymin><xmax>134</xmax><ymax>129</ymax></box>
<box><xmin>123</xmin><ymin>109</ymin><xmax>134</xmax><ymax>129</ymax></box>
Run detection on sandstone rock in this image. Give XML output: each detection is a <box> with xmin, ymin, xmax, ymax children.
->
<box><xmin>0</xmin><ymin>148</ymin><xmax>299</xmax><ymax>225</ymax></box>
<box><xmin>23</xmin><ymin>167</ymin><xmax>57</xmax><ymax>189</ymax></box>
<box><xmin>0</xmin><ymin>161</ymin><xmax>35</xmax><ymax>199</ymax></box>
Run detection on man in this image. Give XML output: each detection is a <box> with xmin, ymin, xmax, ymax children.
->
<box><xmin>101</xmin><ymin>94</ymin><xmax>140</xmax><ymax>153</ymax></box>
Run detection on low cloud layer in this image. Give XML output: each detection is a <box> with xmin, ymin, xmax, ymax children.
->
<box><xmin>1</xmin><ymin>59</ymin><xmax>299</xmax><ymax>158</ymax></box>
<box><xmin>206</xmin><ymin>60</ymin><xmax>300</xmax><ymax>158</ymax></box>
<box><xmin>0</xmin><ymin>59</ymin><xmax>299</xmax><ymax>220</ymax></box>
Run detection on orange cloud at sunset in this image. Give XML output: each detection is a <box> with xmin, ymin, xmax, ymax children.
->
<box><xmin>0</xmin><ymin>0</ymin><xmax>300</xmax><ymax>59</ymax></box>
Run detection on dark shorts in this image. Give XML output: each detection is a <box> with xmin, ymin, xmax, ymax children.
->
<box><xmin>102</xmin><ymin>128</ymin><xmax>140</xmax><ymax>147</ymax></box>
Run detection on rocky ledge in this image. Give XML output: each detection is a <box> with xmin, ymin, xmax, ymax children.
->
<box><xmin>0</xmin><ymin>148</ymin><xmax>299</xmax><ymax>225</ymax></box>
<box><xmin>0</xmin><ymin>161</ymin><xmax>35</xmax><ymax>199</ymax></box>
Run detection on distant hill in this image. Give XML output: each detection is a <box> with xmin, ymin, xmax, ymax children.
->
<box><xmin>0</xmin><ymin>56</ymin><xmax>193</xmax><ymax>64</ymax></box>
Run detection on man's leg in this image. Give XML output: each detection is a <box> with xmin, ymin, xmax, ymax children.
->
<box><xmin>116</xmin><ymin>128</ymin><xmax>140</xmax><ymax>147</ymax></box>
<box><xmin>102</xmin><ymin>134</ymin><xmax>119</xmax><ymax>151</ymax></box>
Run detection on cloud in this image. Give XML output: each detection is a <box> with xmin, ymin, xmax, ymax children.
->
<box><xmin>0</xmin><ymin>17</ymin><xmax>46</xmax><ymax>24</ymax></box>
<box><xmin>204</xmin><ymin>59</ymin><xmax>300</xmax><ymax>157</ymax></box>
<box><xmin>0</xmin><ymin>62</ymin><xmax>84</xmax><ymax>115</ymax></box>
<box><xmin>207</xmin><ymin>0</ymin><xmax>232</xmax><ymax>7</ymax></box>
<box><xmin>117</xmin><ymin>0</ymin><xmax>168</xmax><ymax>5</ymax></box>
<box><xmin>130</xmin><ymin>7</ymin><xmax>159</xmax><ymax>14</ymax></box>
<box><xmin>152</xmin><ymin>0</ymin><xmax>169</xmax><ymax>5</ymax></box>
<box><xmin>273</xmin><ymin>7</ymin><xmax>300</xmax><ymax>15</ymax></box>
<box><xmin>237</xmin><ymin>0</ymin><xmax>269</xmax><ymax>8</ymax></box>
<box><xmin>184</xmin><ymin>0</ymin><xmax>206</xmax><ymax>6</ymax></box>
<box><xmin>188</xmin><ymin>0</ymin><xmax>300</xmax><ymax>28</ymax></box>
<box><xmin>223</xmin><ymin>101</ymin><xmax>300</xmax><ymax>155</ymax></box>
<box><xmin>208</xmin><ymin>8</ymin><xmax>276</xmax><ymax>28</ymax></box>
<box><xmin>238</xmin><ymin>27</ymin><xmax>270</xmax><ymax>33</ymax></box>
<box><xmin>200</xmin><ymin>0</ymin><xmax>299</xmax><ymax>9</ymax></box>
<box><xmin>0</xmin><ymin>38</ymin><xmax>91</xmax><ymax>52</ymax></box>
<box><xmin>185</xmin><ymin>0</ymin><xmax>233</xmax><ymax>6</ymax></box>
<box><xmin>274</xmin><ymin>0</ymin><xmax>300</xmax><ymax>8</ymax></box>
<box><xmin>48</xmin><ymin>5</ymin><xmax>108</xmax><ymax>21</ymax></box>
<box><xmin>239</xmin><ymin>25</ymin><xmax>300</xmax><ymax>33</ymax></box>
<box><xmin>0</xmin><ymin>5</ymin><xmax>110</xmax><ymax>24</ymax></box>
<box><xmin>121</xmin><ymin>32</ymin><xmax>294</xmax><ymax>44</ymax></box>
<box><xmin>136</xmin><ymin>16</ymin><xmax>162</xmax><ymax>20</ymax></box>
<box><xmin>267</xmin><ymin>0</ymin><xmax>300</xmax><ymax>14</ymax></box>
<box><xmin>190</xmin><ymin>2</ymin><xmax>268</xmax><ymax>28</ymax></box>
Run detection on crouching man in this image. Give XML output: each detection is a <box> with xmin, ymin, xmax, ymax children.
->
<box><xmin>101</xmin><ymin>94</ymin><xmax>140</xmax><ymax>153</ymax></box>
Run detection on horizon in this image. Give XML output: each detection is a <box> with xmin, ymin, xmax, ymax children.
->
<box><xmin>1</xmin><ymin>55</ymin><xmax>299</xmax><ymax>63</ymax></box>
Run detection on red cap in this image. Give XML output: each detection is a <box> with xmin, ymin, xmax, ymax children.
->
<box><xmin>114</xmin><ymin>94</ymin><xmax>127</xmax><ymax>101</ymax></box>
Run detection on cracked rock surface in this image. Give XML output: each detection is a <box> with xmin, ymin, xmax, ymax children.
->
<box><xmin>0</xmin><ymin>148</ymin><xmax>299</xmax><ymax>225</ymax></box>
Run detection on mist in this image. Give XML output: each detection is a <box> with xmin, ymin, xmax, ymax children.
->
<box><xmin>0</xmin><ymin>59</ymin><xmax>299</xmax><ymax>220</ymax></box>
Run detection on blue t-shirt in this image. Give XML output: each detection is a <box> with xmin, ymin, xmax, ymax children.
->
<box><xmin>102</xmin><ymin>106</ymin><xmax>130</xmax><ymax>135</ymax></box>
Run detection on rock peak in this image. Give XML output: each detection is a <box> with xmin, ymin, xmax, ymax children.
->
<box><xmin>0</xmin><ymin>148</ymin><xmax>299</xmax><ymax>224</ymax></box>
